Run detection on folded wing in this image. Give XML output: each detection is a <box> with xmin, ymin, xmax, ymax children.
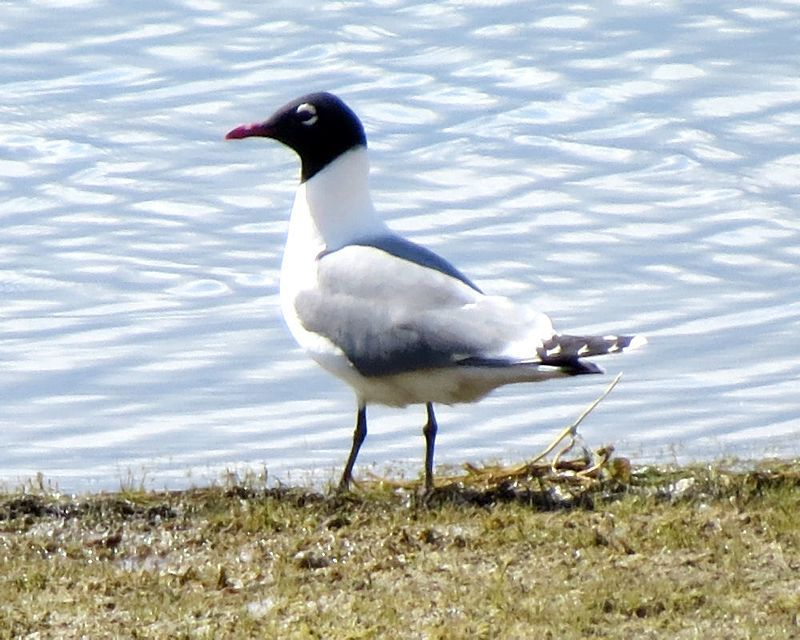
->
<box><xmin>294</xmin><ymin>243</ymin><xmax>558</xmax><ymax>377</ymax></box>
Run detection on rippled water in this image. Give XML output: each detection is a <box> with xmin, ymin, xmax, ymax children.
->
<box><xmin>2</xmin><ymin>1</ymin><xmax>799</xmax><ymax>491</ymax></box>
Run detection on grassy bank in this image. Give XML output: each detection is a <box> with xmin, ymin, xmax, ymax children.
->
<box><xmin>1</xmin><ymin>459</ymin><xmax>799</xmax><ymax>639</ymax></box>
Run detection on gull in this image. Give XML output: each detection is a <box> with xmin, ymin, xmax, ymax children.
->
<box><xmin>226</xmin><ymin>92</ymin><xmax>645</xmax><ymax>492</ymax></box>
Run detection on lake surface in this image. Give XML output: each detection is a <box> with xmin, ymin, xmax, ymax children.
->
<box><xmin>2</xmin><ymin>0</ymin><xmax>799</xmax><ymax>492</ymax></box>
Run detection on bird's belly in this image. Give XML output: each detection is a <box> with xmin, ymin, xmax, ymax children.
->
<box><xmin>353</xmin><ymin>368</ymin><xmax>498</xmax><ymax>406</ymax></box>
<box><xmin>321</xmin><ymin>363</ymin><xmax>569</xmax><ymax>408</ymax></box>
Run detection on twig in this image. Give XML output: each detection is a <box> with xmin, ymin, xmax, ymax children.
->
<box><xmin>528</xmin><ymin>371</ymin><xmax>622</xmax><ymax>471</ymax></box>
<box><xmin>551</xmin><ymin>372</ymin><xmax>624</xmax><ymax>471</ymax></box>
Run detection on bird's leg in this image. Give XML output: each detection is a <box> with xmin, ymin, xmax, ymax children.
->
<box><xmin>422</xmin><ymin>402</ymin><xmax>438</xmax><ymax>492</ymax></box>
<box><xmin>339</xmin><ymin>405</ymin><xmax>367</xmax><ymax>492</ymax></box>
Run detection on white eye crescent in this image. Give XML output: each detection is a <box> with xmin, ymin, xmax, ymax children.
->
<box><xmin>296</xmin><ymin>103</ymin><xmax>318</xmax><ymax>126</ymax></box>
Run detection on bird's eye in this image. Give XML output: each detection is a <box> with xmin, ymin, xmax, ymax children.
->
<box><xmin>296</xmin><ymin>103</ymin><xmax>318</xmax><ymax>126</ymax></box>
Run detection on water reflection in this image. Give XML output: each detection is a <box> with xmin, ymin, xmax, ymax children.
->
<box><xmin>1</xmin><ymin>1</ymin><xmax>798</xmax><ymax>491</ymax></box>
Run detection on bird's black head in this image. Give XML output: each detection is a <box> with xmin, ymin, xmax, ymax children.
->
<box><xmin>226</xmin><ymin>92</ymin><xmax>367</xmax><ymax>182</ymax></box>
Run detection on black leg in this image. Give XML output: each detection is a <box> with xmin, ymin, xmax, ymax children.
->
<box><xmin>422</xmin><ymin>402</ymin><xmax>438</xmax><ymax>491</ymax></box>
<box><xmin>339</xmin><ymin>405</ymin><xmax>367</xmax><ymax>491</ymax></box>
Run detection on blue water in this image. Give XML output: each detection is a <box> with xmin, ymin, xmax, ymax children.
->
<box><xmin>2</xmin><ymin>1</ymin><xmax>799</xmax><ymax>491</ymax></box>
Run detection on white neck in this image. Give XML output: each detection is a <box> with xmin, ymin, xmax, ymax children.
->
<box><xmin>281</xmin><ymin>146</ymin><xmax>388</xmax><ymax>304</ymax></box>
<box><xmin>290</xmin><ymin>146</ymin><xmax>386</xmax><ymax>253</ymax></box>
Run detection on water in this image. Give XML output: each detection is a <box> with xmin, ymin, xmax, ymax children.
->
<box><xmin>2</xmin><ymin>1</ymin><xmax>799</xmax><ymax>491</ymax></box>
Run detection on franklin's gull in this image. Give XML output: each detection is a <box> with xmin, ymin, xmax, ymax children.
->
<box><xmin>226</xmin><ymin>92</ymin><xmax>645</xmax><ymax>491</ymax></box>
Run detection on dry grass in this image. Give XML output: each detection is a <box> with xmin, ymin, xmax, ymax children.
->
<box><xmin>1</xmin><ymin>457</ymin><xmax>799</xmax><ymax>639</ymax></box>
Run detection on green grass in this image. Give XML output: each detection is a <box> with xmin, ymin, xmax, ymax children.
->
<box><xmin>1</xmin><ymin>461</ymin><xmax>799</xmax><ymax>639</ymax></box>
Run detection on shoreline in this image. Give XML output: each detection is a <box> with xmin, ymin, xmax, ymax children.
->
<box><xmin>2</xmin><ymin>457</ymin><xmax>799</xmax><ymax>638</ymax></box>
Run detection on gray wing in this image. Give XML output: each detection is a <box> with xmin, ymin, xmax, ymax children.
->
<box><xmin>294</xmin><ymin>243</ymin><xmax>555</xmax><ymax>377</ymax></box>
<box><xmin>337</xmin><ymin>234</ymin><xmax>483</xmax><ymax>294</ymax></box>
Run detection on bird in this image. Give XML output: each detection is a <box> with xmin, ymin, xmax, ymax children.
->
<box><xmin>225</xmin><ymin>92</ymin><xmax>645</xmax><ymax>492</ymax></box>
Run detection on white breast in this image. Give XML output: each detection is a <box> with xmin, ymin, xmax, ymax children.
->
<box><xmin>279</xmin><ymin>147</ymin><xmax>386</xmax><ymax>384</ymax></box>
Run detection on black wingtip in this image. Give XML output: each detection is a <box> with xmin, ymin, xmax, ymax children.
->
<box><xmin>564</xmin><ymin>360</ymin><xmax>605</xmax><ymax>375</ymax></box>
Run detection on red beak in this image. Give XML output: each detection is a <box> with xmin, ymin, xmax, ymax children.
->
<box><xmin>225</xmin><ymin>122</ymin><xmax>273</xmax><ymax>140</ymax></box>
